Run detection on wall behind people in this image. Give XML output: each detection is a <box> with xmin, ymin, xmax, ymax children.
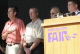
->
<box><xmin>78</xmin><ymin>0</ymin><xmax>80</xmax><ymax>9</ymax></box>
<box><xmin>8</xmin><ymin>0</ymin><xmax>68</xmax><ymax>25</ymax></box>
<box><xmin>0</xmin><ymin>0</ymin><xmax>8</xmax><ymax>54</ymax></box>
<box><xmin>0</xmin><ymin>0</ymin><xmax>8</xmax><ymax>32</ymax></box>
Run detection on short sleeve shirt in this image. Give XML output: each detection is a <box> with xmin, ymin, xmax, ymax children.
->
<box><xmin>25</xmin><ymin>18</ymin><xmax>43</xmax><ymax>43</ymax></box>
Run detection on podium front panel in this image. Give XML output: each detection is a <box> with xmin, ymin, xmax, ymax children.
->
<box><xmin>44</xmin><ymin>23</ymin><xmax>80</xmax><ymax>54</ymax></box>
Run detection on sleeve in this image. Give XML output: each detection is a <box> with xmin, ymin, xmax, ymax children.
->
<box><xmin>1</xmin><ymin>22</ymin><xmax>7</xmax><ymax>34</ymax></box>
<box><xmin>18</xmin><ymin>20</ymin><xmax>26</xmax><ymax>40</ymax></box>
<box><xmin>37</xmin><ymin>26</ymin><xmax>44</xmax><ymax>39</ymax></box>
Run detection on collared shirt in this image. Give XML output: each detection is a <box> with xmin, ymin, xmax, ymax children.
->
<box><xmin>75</xmin><ymin>10</ymin><xmax>80</xmax><ymax>15</ymax></box>
<box><xmin>2</xmin><ymin>18</ymin><xmax>26</xmax><ymax>43</ymax></box>
<box><xmin>24</xmin><ymin>18</ymin><xmax>43</xmax><ymax>43</ymax></box>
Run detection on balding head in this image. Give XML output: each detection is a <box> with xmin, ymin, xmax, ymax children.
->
<box><xmin>50</xmin><ymin>7</ymin><xmax>60</xmax><ymax>18</ymax></box>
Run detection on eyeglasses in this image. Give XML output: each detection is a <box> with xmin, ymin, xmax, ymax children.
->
<box><xmin>50</xmin><ymin>13</ymin><xmax>55</xmax><ymax>14</ymax></box>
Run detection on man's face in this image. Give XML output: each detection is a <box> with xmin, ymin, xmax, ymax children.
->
<box><xmin>68</xmin><ymin>2</ymin><xmax>76</xmax><ymax>12</ymax></box>
<box><xmin>50</xmin><ymin>8</ymin><xmax>58</xmax><ymax>18</ymax></box>
<box><xmin>29</xmin><ymin>9</ymin><xmax>38</xmax><ymax>19</ymax></box>
<box><xmin>8</xmin><ymin>8</ymin><xmax>15</xmax><ymax>19</ymax></box>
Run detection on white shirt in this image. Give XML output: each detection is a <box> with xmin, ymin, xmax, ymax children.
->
<box><xmin>75</xmin><ymin>10</ymin><xmax>80</xmax><ymax>15</ymax></box>
<box><xmin>24</xmin><ymin>18</ymin><xmax>43</xmax><ymax>43</ymax></box>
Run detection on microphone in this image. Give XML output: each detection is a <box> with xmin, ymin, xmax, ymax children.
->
<box><xmin>63</xmin><ymin>12</ymin><xmax>75</xmax><ymax>17</ymax></box>
<box><xmin>71</xmin><ymin>12</ymin><xmax>75</xmax><ymax>16</ymax></box>
<box><xmin>57</xmin><ymin>13</ymin><xmax>63</xmax><ymax>18</ymax></box>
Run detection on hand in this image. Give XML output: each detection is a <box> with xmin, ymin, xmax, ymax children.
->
<box><xmin>21</xmin><ymin>36</ymin><xmax>26</xmax><ymax>47</ymax></box>
<box><xmin>23</xmin><ymin>42</ymin><xmax>26</xmax><ymax>47</ymax></box>
<box><xmin>7</xmin><ymin>26</ymin><xmax>16</xmax><ymax>33</ymax></box>
<box><xmin>18</xmin><ymin>50</ymin><xmax>23</xmax><ymax>54</ymax></box>
<box><xmin>24</xmin><ymin>47</ymin><xmax>31</xmax><ymax>54</ymax></box>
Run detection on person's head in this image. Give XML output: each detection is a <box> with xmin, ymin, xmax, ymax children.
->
<box><xmin>50</xmin><ymin>6</ymin><xmax>60</xmax><ymax>18</ymax></box>
<box><xmin>29</xmin><ymin>8</ymin><xmax>39</xmax><ymax>20</ymax></box>
<box><xmin>68</xmin><ymin>0</ymin><xmax>78</xmax><ymax>13</ymax></box>
<box><xmin>8</xmin><ymin>6</ymin><xmax>18</xmax><ymax>19</ymax></box>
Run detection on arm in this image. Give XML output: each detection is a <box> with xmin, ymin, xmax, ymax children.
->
<box><xmin>18</xmin><ymin>20</ymin><xmax>26</xmax><ymax>54</ymax></box>
<box><xmin>1</xmin><ymin>23</ymin><xmax>7</xmax><ymax>40</ymax></box>
<box><xmin>2</xmin><ymin>25</ymin><xmax>16</xmax><ymax>40</ymax></box>
<box><xmin>19</xmin><ymin>20</ymin><xmax>26</xmax><ymax>48</ymax></box>
<box><xmin>23</xmin><ymin>39</ymin><xmax>42</xmax><ymax>54</ymax></box>
<box><xmin>2</xmin><ymin>22</ymin><xmax>9</xmax><ymax>40</ymax></box>
<box><xmin>30</xmin><ymin>24</ymin><xmax>43</xmax><ymax>50</ymax></box>
<box><xmin>29</xmin><ymin>26</ymin><xmax>43</xmax><ymax>50</ymax></box>
<box><xmin>2</xmin><ymin>32</ymin><xmax>9</xmax><ymax>40</ymax></box>
<box><xmin>29</xmin><ymin>38</ymin><xmax>42</xmax><ymax>50</ymax></box>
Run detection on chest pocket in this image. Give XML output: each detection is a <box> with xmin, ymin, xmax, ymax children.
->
<box><xmin>33</xmin><ymin>23</ymin><xmax>40</xmax><ymax>31</ymax></box>
<box><xmin>32</xmin><ymin>24</ymin><xmax>40</xmax><ymax>37</ymax></box>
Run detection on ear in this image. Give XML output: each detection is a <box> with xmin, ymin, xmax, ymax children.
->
<box><xmin>75</xmin><ymin>4</ymin><xmax>78</xmax><ymax>8</ymax></box>
<box><xmin>14</xmin><ymin>12</ymin><xmax>17</xmax><ymax>16</ymax></box>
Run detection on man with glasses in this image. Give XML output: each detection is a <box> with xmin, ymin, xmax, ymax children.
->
<box><xmin>50</xmin><ymin>6</ymin><xmax>61</xmax><ymax>18</ymax></box>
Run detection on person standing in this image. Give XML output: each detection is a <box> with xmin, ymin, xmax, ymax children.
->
<box><xmin>23</xmin><ymin>8</ymin><xmax>44</xmax><ymax>54</ymax></box>
<box><xmin>1</xmin><ymin>6</ymin><xmax>25</xmax><ymax>54</ymax></box>
<box><xmin>68</xmin><ymin>0</ymin><xmax>80</xmax><ymax>15</ymax></box>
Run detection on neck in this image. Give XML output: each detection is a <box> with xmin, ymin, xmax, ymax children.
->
<box><xmin>70</xmin><ymin>9</ymin><xmax>78</xmax><ymax>13</ymax></box>
<box><xmin>32</xmin><ymin>17</ymin><xmax>38</xmax><ymax>23</ymax></box>
<box><xmin>10</xmin><ymin>16</ymin><xmax>16</xmax><ymax>22</ymax></box>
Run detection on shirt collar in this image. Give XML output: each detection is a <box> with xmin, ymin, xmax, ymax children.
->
<box><xmin>8</xmin><ymin>18</ymin><xmax>17</xmax><ymax>25</ymax></box>
<box><xmin>75</xmin><ymin>10</ymin><xmax>80</xmax><ymax>15</ymax></box>
<box><xmin>31</xmin><ymin>18</ymin><xmax>40</xmax><ymax>24</ymax></box>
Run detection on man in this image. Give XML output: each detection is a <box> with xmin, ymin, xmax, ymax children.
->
<box><xmin>23</xmin><ymin>8</ymin><xmax>44</xmax><ymax>54</ymax></box>
<box><xmin>50</xmin><ymin>6</ymin><xmax>61</xmax><ymax>18</ymax></box>
<box><xmin>1</xmin><ymin>6</ymin><xmax>25</xmax><ymax>54</ymax></box>
<box><xmin>68</xmin><ymin>0</ymin><xmax>80</xmax><ymax>15</ymax></box>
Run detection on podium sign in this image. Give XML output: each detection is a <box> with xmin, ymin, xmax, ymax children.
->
<box><xmin>41</xmin><ymin>16</ymin><xmax>80</xmax><ymax>54</ymax></box>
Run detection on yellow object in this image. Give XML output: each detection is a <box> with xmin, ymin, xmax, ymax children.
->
<box><xmin>41</xmin><ymin>16</ymin><xmax>80</xmax><ymax>54</ymax></box>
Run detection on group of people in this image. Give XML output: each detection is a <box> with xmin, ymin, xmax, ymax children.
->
<box><xmin>0</xmin><ymin>0</ymin><xmax>80</xmax><ymax>54</ymax></box>
<box><xmin>50</xmin><ymin>0</ymin><xmax>80</xmax><ymax>18</ymax></box>
<box><xmin>1</xmin><ymin>6</ymin><xmax>44</xmax><ymax>54</ymax></box>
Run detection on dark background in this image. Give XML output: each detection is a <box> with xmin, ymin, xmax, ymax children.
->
<box><xmin>8</xmin><ymin>0</ymin><xmax>68</xmax><ymax>25</ymax></box>
<box><xmin>0</xmin><ymin>0</ymin><xmax>80</xmax><ymax>54</ymax></box>
<box><xmin>8</xmin><ymin>0</ymin><xmax>80</xmax><ymax>25</ymax></box>
<box><xmin>0</xmin><ymin>0</ymin><xmax>8</xmax><ymax>54</ymax></box>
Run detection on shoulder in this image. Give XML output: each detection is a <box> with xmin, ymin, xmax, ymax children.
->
<box><xmin>16</xmin><ymin>18</ymin><xmax>23</xmax><ymax>22</ymax></box>
<box><xmin>5</xmin><ymin>20</ymin><xmax>10</xmax><ymax>25</ymax></box>
<box><xmin>27</xmin><ymin>22</ymin><xmax>32</xmax><ymax>26</ymax></box>
<box><xmin>15</xmin><ymin>18</ymin><xmax>24</xmax><ymax>24</ymax></box>
<box><xmin>38</xmin><ymin>18</ymin><xmax>43</xmax><ymax>24</ymax></box>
